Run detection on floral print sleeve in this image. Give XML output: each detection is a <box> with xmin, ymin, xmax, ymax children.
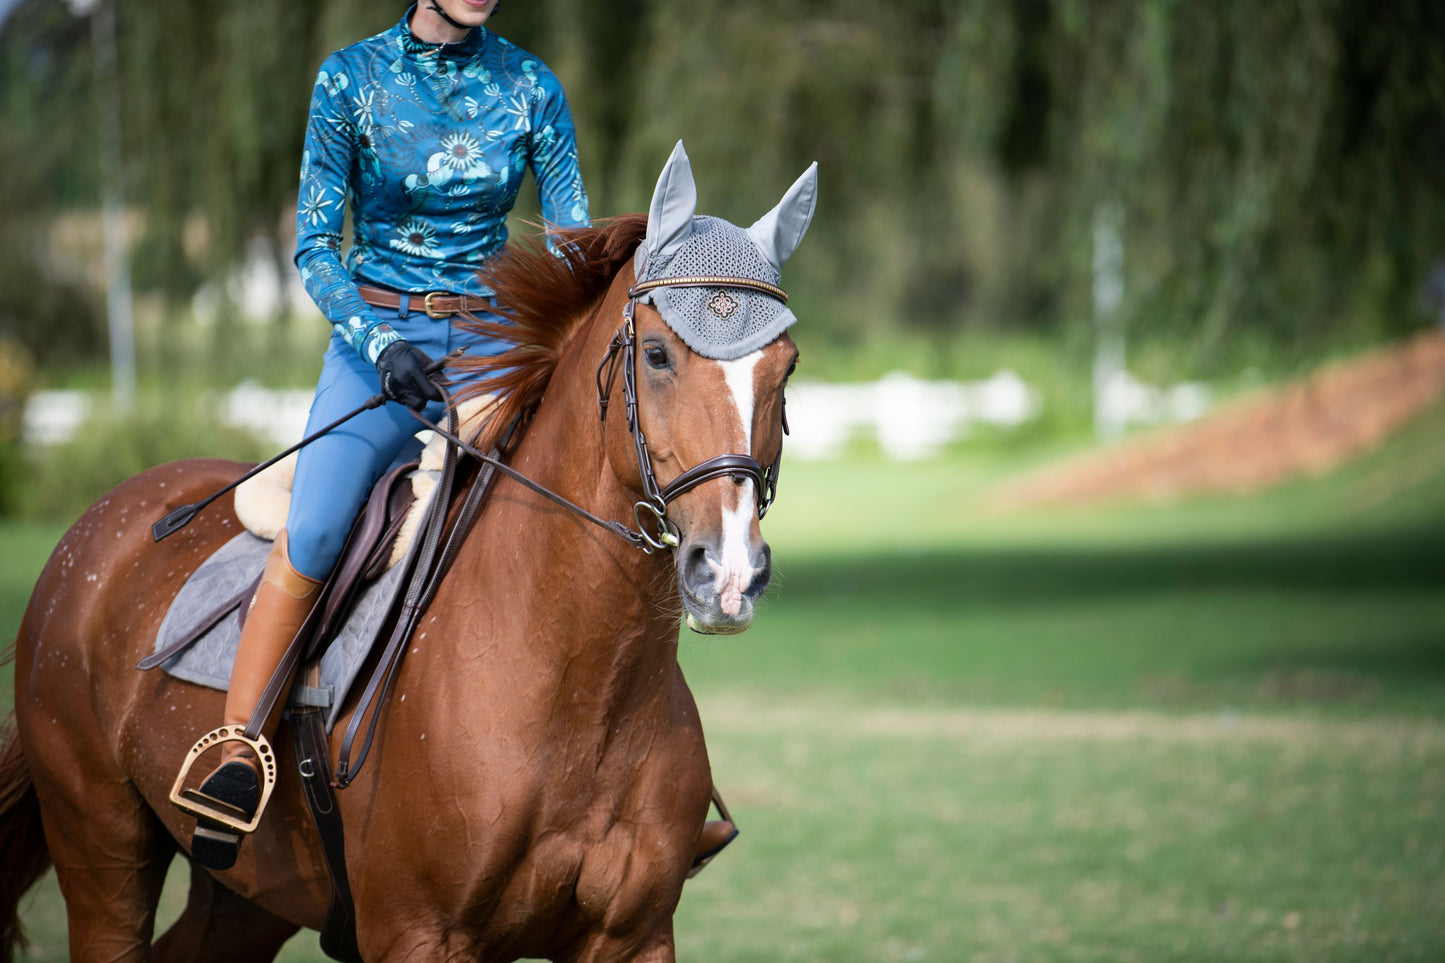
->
<box><xmin>295</xmin><ymin>58</ymin><xmax>399</xmax><ymax>364</ymax></box>
<box><xmin>528</xmin><ymin>61</ymin><xmax>590</xmax><ymax>244</ymax></box>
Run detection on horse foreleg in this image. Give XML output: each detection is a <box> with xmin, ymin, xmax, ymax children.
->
<box><xmin>152</xmin><ymin>863</ymin><xmax>298</xmax><ymax>963</ymax></box>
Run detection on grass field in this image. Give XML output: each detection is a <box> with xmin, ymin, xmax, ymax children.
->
<box><xmin>5</xmin><ymin>402</ymin><xmax>1445</xmax><ymax>961</ymax></box>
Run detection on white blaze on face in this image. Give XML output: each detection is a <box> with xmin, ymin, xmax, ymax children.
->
<box><xmin>709</xmin><ymin>351</ymin><xmax>763</xmax><ymax>616</ymax></box>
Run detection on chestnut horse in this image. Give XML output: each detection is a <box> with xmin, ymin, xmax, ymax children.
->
<box><xmin>0</xmin><ymin>146</ymin><xmax>816</xmax><ymax>962</ymax></box>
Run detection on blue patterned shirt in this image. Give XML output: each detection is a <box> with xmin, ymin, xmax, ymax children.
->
<box><xmin>295</xmin><ymin>7</ymin><xmax>590</xmax><ymax>363</ymax></box>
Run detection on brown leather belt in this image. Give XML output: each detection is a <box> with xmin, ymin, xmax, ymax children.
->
<box><xmin>356</xmin><ymin>285</ymin><xmax>489</xmax><ymax>320</ymax></box>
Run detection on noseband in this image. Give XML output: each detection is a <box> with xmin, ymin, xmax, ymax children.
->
<box><xmin>595</xmin><ymin>280</ymin><xmax>785</xmax><ymax>552</ymax></box>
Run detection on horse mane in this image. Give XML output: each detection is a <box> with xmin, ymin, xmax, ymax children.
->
<box><xmin>450</xmin><ymin>214</ymin><xmax>648</xmax><ymax>454</ymax></box>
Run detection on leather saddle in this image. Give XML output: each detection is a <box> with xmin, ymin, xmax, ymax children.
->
<box><xmin>141</xmin><ymin>458</ymin><xmax>427</xmax><ymax>676</ymax></box>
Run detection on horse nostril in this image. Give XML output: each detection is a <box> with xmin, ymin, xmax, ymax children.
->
<box><xmin>746</xmin><ymin>544</ymin><xmax>773</xmax><ymax>599</ymax></box>
<box><xmin>682</xmin><ymin>543</ymin><xmax>712</xmax><ymax>592</ymax></box>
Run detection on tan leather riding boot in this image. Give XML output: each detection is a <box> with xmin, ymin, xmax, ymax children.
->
<box><xmin>189</xmin><ymin>530</ymin><xmax>321</xmax><ymax>870</ymax></box>
<box><xmin>220</xmin><ymin>529</ymin><xmax>323</xmax><ymax>762</ymax></box>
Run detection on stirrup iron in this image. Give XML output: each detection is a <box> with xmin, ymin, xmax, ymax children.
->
<box><xmin>169</xmin><ymin>725</ymin><xmax>278</xmax><ymax>834</ymax></box>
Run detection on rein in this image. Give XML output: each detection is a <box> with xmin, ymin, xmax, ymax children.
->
<box><xmin>425</xmin><ymin>278</ymin><xmax>786</xmax><ymax>555</ymax></box>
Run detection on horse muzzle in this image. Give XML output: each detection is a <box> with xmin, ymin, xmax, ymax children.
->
<box><xmin>678</xmin><ymin>536</ymin><xmax>772</xmax><ymax>635</ymax></box>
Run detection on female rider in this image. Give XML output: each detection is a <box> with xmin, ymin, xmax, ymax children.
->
<box><xmin>181</xmin><ymin>0</ymin><xmax>590</xmax><ymax>870</ymax></box>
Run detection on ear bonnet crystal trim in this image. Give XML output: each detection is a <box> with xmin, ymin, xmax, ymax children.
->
<box><xmin>632</xmin><ymin>141</ymin><xmax>818</xmax><ymax>361</ymax></box>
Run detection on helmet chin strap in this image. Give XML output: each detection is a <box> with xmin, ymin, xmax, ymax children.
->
<box><xmin>426</xmin><ymin>0</ymin><xmax>471</xmax><ymax>32</ymax></box>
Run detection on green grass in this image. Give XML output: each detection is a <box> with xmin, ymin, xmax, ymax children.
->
<box><xmin>6</xmin><ymin>401</ymin><xmax>1445</xmax><ymax>961</ymax></box>
<box><xmin>0</xmin><ymin>521</ymin><xmax>65</xmax><ymax>637</ymax></box>
<box><xmin>679</xmin><ymin>706</ymin><xmax>1445</xmax><ymax>962</ymax></box>
<box><xmin>682</xmin><ymin>524</ymin><xmax>1445</xmax><ymax>715</ymax></box>
<box><xmin>678</xmin><ymin>398</ymin><xmax>1445</xmax><ymax>718</ymax></box>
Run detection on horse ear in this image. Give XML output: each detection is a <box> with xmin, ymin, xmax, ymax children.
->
<box><xmin>747</xmin><ymin>162</ymin><xmax>818</xmax><ymax>271</ymax></box>
<box><xmin>645</xmin><ymin>141</ymin><xmax>698</xmax><ymax>265</ymax></box>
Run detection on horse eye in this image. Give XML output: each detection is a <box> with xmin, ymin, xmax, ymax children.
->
<box><xmin>785</xmin><ymin>357</ymin><xmax>798</xmax><ymax>379</ymax></box>
<box><xmin>643</xmin><ymin>344</ymin><xmax>670</xmax><ymax>369</ymax></box>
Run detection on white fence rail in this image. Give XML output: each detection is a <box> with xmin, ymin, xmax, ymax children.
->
<box><xmin>788</xmin><ymin>370</ymin><xmax>1040</xmax><ymax>460</ymax></box>
<box><xmin>23</xmin><ymin>369</ymin><xmax>1211</xmax><ymax>460</ymax></box>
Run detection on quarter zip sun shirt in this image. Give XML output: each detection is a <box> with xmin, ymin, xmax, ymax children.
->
<box><xmin>296</xmin><ymin>8</ymin><xmax>590</xmax><ymax>363</ymax></box>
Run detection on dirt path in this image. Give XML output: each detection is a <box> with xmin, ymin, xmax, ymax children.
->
<box><xmin>995</xmin><ymin>329</ymin><xmax>1445</xmax><ymax>508</ymax></box>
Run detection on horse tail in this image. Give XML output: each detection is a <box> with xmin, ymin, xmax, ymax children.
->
<box><xmin>0</xmin><ymin>716</ymin><xmax>51</xmax><ymax>963</ymax></box>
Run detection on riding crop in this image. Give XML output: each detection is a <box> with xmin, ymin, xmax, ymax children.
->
<box><xmin>151</xmin><ymin>349</ymin><xmax>465</xmax><ymax>542</ymax></box>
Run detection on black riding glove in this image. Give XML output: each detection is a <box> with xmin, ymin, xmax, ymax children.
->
<box><xmin>375</xmin><ymin>341</ymin><xmax>443</xmax><ymax>412</ymax></box>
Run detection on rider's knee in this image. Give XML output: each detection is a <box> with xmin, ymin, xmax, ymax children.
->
<box><xmin>283</xmin><ymin>523</ymin><xmax>344</xmax><ymax>582</ymax></box>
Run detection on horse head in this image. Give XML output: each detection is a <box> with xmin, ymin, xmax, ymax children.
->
<box><xmin>606</xmin><ymin>142</ymin><xmax>818</xmax><ymax>635</ymax></box>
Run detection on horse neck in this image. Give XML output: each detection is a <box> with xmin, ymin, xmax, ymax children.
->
<box><xmin>447</xmin><ymin>289</ymin><xmax>681</xmax><ymax>713</ymax></box>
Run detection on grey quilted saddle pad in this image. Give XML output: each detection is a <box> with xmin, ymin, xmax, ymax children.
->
<box><xmin>150</xmin><ymin>532</ymin><xmax>407</xmax><ymax>732</ymax></box>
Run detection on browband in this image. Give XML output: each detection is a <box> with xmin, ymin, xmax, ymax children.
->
<box><xmin>628</xmin><ymin>276</ymin><xmax>788</xmax><ymax>305</ymax></box>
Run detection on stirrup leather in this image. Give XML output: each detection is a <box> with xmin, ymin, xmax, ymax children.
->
<box><xmin>169</xmin><ymin>725</ymin><xmax>278</xmax><ymax>834</ymax></box>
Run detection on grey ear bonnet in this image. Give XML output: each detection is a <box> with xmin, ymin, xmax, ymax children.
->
<box><xmin>634</xmin><ymin>141</ymin><xmax>818</xmax><ymax>361</ymax></box>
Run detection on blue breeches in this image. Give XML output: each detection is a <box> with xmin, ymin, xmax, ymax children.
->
<box><xmin>284</xmin><ymin>300</ymin><xmax>507</xmax><ymax>581</ymax></box>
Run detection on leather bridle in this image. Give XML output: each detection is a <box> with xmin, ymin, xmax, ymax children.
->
<box><xmin>416</xmin><ymin>276</ymin><xmax>788</xmax><ymax>554</ymax></box>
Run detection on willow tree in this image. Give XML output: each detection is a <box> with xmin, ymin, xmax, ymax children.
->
<box><xmin>1</xmin><ymin>0</ymin><xmax>1442</xmax><ymax>378</ymax></box>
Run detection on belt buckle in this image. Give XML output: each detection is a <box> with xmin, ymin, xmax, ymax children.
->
<box><xmin>423</xmin><ymin>292</ymin><xmax>449</xmax><ymax>319</ymax></box>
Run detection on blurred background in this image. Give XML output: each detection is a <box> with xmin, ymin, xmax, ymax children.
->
<box><xmin>3</xmin><ymin>1</ymin><xmax>1444</xmax><ymax>960</ymax></box>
